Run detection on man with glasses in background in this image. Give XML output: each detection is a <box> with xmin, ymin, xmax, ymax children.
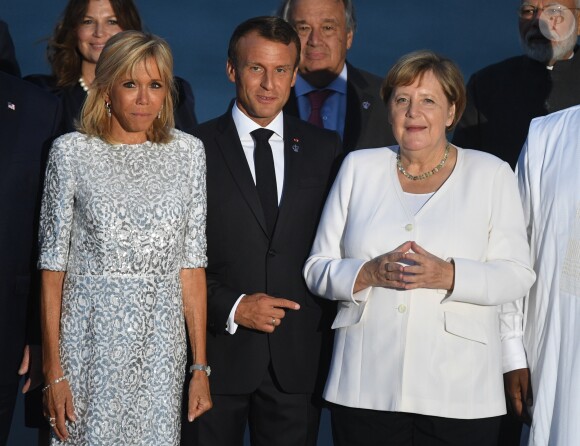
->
<box><xmin>453</xmin><ymin>0</ymin><xmax>580</xmax><ymax>169</ymax></box>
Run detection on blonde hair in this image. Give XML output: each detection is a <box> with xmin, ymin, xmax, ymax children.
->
<box><xmin>381</xmin><ymin>50</ymin><xmax>466</xmax><ymax>131</ymax></box>
<box><xmin>78</xmin><ymin>30</ymin><xmax>176</xmax><ymax>144</ymax></box>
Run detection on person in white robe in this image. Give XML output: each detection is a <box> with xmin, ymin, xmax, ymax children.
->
<box><xmin>502</xmin><ymin>103</ymin><xmax>580</xmax><ymax>446</ymax></box>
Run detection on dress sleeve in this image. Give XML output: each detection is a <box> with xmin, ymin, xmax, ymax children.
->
<box><xmin>182</xmin><ymin>136</ymin><xmax>207</xmax><ymax>269</ymax></box>
<box><xmin>38</xmin><ymin>137</ymin><xmax>76</xmax><ymax>271</ymax></box>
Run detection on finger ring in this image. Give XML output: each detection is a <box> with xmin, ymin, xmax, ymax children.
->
<box><xmin>49</xmin><ymin>422</ymin><xmax>56</xmax><ymax>428</ymax></box>
<box><xmin>271</xmin><ymin>318</ymin><xmax>276</xmax><ymax>326</ymax></box>
<box><xmin>49</xmin><ymin>417</ymin><xmax>56</xmax><ymax>422</ymax></box>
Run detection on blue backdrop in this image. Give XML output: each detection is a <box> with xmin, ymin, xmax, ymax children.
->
<box><xmin>1</xmin><ymin>1</ymin><xmax>526</xmax><ymax>445</ymax></box>
<box><xmin>2</xmin><ymin>0</ymin><xmax>523</xmax><ymax>123</ymax></box>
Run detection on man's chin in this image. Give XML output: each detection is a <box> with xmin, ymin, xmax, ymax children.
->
<box><xmin>520</xmin><ymin>36</ymin><xmax>576</xmax><ymax>64</ymax></box>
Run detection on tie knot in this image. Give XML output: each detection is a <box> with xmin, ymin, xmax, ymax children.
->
<box><xmin>307</xmin><ymin>89</ymin><xmax>333</xmax><ymax>110</ymax></box>
<box><xmin>251</xmin><ymin>128</ymin><xmax>274</xmax><ymax>142</ymax></box>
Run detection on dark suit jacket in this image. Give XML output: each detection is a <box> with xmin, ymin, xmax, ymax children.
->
<box><xmin>0</xmin><ymin>72</ymin><xmax>61</xmax><ymax>383</ymax></box>
<box><xmin>25</xmin><ymin>74</ymin><xmax>198</xmax><ymax>136</ymax></box>
<box><xmin>193</xmin><ymin>111</ymin><xmax>341</xmax><ymax>395</ymax></box>
<box><xmin>453</xmin><ymin>46</ymin><xmax>580</xmax><ymax>169</ymax></box>
<box><xmin>0</xmin><ymin>20</ymin><xmax>21</xmax><ymax>77</ymax></box>
<box><xmin>284</xmin><ymin>62</ymin><xmax>396</xmax><ymax>153</ymax></box>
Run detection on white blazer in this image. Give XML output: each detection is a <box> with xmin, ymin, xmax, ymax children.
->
<box><xmin>304</xmin><ymin>146</ymin><xmax>535</xmax><ymax>419</ymax></box>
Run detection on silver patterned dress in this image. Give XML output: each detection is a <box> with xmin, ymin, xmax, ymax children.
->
<box><xmin>38</xmin><ymin>130</ymin><xmax>207</xmax><ymax>445</ymax></box>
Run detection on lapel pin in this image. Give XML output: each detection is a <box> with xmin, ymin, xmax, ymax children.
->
<box><xmin>292</xmin><ymin>137</ymin><xmax>300</xmax><ymax>152</ymax></box>
<box><xmin>7</xmin><ymin>102</ymin><xmax>16</xmax><ymax>111</ymax></box>
<box><xmin>362</xmin><ymin>101</ymin><xmax>371</xmax><ymax>110</ymax></box>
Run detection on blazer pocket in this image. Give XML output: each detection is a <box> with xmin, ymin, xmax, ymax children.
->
<box><xmin>444</xmin><ymin>311</ymin><xmax>488</xmax><ymax>345</ymax></box>
<box><xmin>331</xmin><ymin>300</ymin><xmax>367</xmax><ymax>329</ymax></box>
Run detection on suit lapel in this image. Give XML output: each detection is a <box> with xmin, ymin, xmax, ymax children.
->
<box><xmin>0</xmin><ymin>82</ymin><xmax>21</xmax><ymax>184</ymax></box>
<box><xmin>214</xmin><ymin>113</ymin><xmax>269</xmax><ymax>236</ymax></box>
<box><xmin>272</xmin><ymin>116</ymin><xmax>303</xmax><ymax>240</ymax></box>
<box><xmin>343</xmin><ymin>63</ymin><xmax>364</xmax><ymax>152</ymax></box>
<box><xmin>343</xmin><ymin>62</ymin><xmax>379</xmax><ymax>153</ymax></box>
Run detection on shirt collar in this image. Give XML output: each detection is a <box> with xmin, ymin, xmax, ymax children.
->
<box><xmin>294</xmin><ymin>63</ymin><xmax>348</xmax><ymax>97</ymax></box>
<box><xmin>231</xmin><ymin>101</ymin><xmax>284</xmax><ymax>141</ymax></box>
<box><xmin>546</xmin><ymin>50</ymin><xmax>575</xmax><ymax>70</ymax></box>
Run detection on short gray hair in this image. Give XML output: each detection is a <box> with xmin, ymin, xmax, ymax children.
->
<box><xmin>278</xmin><ymin>0</ymin><xmax>357</xmax><ymax>33</ymax></box>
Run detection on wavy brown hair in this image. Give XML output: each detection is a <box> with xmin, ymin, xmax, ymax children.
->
<box><xmin>78</xmin><ymin>31</ymin><xmax>176</xmax><ymax>144</ymax></box>
<box><xmin>48</xmin><ymin>0</ymin><xmax>142</xmax><ymax>87</ymax></box>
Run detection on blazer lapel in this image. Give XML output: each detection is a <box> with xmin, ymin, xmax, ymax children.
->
<box><xmin>214</xmin><ymin>114</ymin><xmax>269</xmax><ymax>236</ymax></box>
<box><xmin>0</xmin><ymin>84</ymin><xmax>21</xmax><ymax>185</ymax></box>
<box><xmin>343</xmin><ymin>63</ymin><xmax>365</xmax><ymax>152</ymax></box>
<box><xmin>272</xmin><ymin>116</ymin><xmax>303</xmax><ymax>240</ymax></box>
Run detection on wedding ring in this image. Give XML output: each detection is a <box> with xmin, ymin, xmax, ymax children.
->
<box><xmin>271</xmin><ymin>318</ymin><xmax>276</xmax><ymax>326</ymax></box>
<box><xmin>49</xmin><ymin>417</ymin><xmax>56</xmax><ymax>422</ymax></box>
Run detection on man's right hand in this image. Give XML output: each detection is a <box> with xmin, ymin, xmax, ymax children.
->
<box><xmin>504</xmin><ymin>367</ymin><xmax>533</xmax><ymax>425</ymax></box>
<box><xmin>234</xmin><ymin>293</ymin><xmax>300</xmax><ymax>333</ymax></box>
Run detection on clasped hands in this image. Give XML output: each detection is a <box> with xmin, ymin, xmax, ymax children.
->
<box><xmin>354</xmin><ymin>241</ymin><xmax>455</xmax><ymax>293</ymax></box>
<box><xmin>235</xmin><ymin>293</ymin><xmax>300</xmax><ymax>333</ymax></box>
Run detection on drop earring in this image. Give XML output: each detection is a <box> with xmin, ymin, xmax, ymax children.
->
<box><xmin>157</xmin><ymin>105</ymin><xmax>163</xmax><ymax>119</ymax></box>
<box><xmin>105</xmin><ymin>102</ymin><xmax>112</xmax><ymax>118</ymax></box>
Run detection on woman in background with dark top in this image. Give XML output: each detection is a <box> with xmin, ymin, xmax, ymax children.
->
<box><xmin>26</xmin><ymin>0</ymin><xmax>197</xmax><ymax>135</ymax></box>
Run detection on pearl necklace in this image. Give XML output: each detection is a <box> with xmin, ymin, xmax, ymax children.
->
<box><xmin>397</xmin><ymin>143</ymin><xmax>450</xmax><ymax>181</ymax></box>
<box><xmin>79</xmin><ymin>77</ymin><xmax>90</xmax><ymax>93</ymax></box>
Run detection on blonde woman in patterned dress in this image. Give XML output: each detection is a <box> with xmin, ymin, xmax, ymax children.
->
<box><xmin>38</xmin><ymin>31</ymin><xmax>211</xmax><ymax>445</ymax></box>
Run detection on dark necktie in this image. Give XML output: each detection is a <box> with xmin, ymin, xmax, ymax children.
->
<box><xmin>307</xmin><ymin>89</ymin><xmax>333</xmax><ymax>128</ymax></box>
<box><xmin>251</xmin><ymin>128</ymin><xmax>278</xmax><ymax>236</ymax></box>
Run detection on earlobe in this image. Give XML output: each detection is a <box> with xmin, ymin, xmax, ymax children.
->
<box><xmin>447</xmin><ymin>104</ymin><xmax>456</xmax><ymax>127</ymax></box>
<box><xmin>290</xmin><ymin>68</ymin><xmax>298</xmax><ymax>87</ymax></box>
<box><xmin>226</xmin><ymin>60</ymin><xmax>236</xmax><ymax>83</ymax></box>
<box><xmin>346</xmin><ymin>30</ymin><xmax>354</xmax><ymax>50</ymax></box>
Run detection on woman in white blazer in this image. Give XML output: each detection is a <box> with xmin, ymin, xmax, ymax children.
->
<box><xmin>303</xmin><ymin>51</ymin><xmax>536</xmax><ymax>446</ymax></box>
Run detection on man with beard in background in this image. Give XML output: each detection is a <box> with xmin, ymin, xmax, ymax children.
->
<box><xmin>453</xmin><ymin>0</ymin><xmax>580</xmax><ymax>169</ymax></box>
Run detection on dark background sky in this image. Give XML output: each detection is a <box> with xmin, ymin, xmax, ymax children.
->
<box><xmin>2</xmin><ymin>0</ymin><xmax>524</xmax><ymax>123</ymax></box>
<box><xmin>2</xmin><ymin>1</ymin><xmax>529</xmax><ymax>444</ymax></box>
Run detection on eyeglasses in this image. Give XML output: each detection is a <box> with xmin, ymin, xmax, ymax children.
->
<box><xmin>518</xmin><ymin>3</ymin><xmax>579</xmax><ymax>20</ymax></box>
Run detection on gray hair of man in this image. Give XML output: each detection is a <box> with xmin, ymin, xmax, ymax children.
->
<box><xmin>278</xmin><ymin>0</ymin><xmax>357</xmax><ymax>33</ymax></box>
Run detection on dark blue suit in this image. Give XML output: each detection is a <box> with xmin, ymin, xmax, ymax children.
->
<box><xmin>0</xmin><ymin>71</ymin><xmax>61</xmax><ymax>443</ymax></box>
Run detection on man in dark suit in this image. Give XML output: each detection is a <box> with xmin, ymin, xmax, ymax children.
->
<box><xmin>452</xmin><ymin>0</ymin><xmax>580</xmax><ymax>169</ymax></box>
<box><xmin>0</xmin><ymin>70</ymin><xmax>61</xmax><ymax>444</ymax></box>
<box><xmin>279</xmin><ymin>0</ymin><xmax>395</xmax><ymax>152</ymax></box>
<box><xmin>0</xmin><ymin>20</ymin><xmax>21</xmax><ymax>77</ymax></box>
<box><xmin>181</xmin><ymin>16</ymin><xmax>341</xmax><ymax>446</ymax></box>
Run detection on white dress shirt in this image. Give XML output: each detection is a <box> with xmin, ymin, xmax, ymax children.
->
<box><xmin>294</xmin><ymin>64</ymin><xmax>347</xmax><ymax>138</ymax></box>
<box><xmin>226</xmin><ymin>103</ymin><xmax>286</xmax><ymax>334</ymax></box>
